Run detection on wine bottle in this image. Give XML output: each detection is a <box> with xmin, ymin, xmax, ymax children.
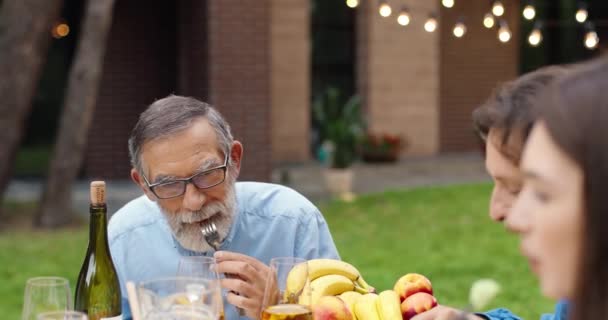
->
<box><xmin>75</xmin><ymin>181</ymin><xmax>122</xmax><ymax>320</ymax></box>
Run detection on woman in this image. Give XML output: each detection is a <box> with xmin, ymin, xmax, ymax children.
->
<box><xmin>510</xmin><ymin>56</ymin><xmax>608</xmax><ymax>320</ymax></box>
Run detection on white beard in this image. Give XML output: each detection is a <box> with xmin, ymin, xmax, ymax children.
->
<box><xmin>160</xmin><ymin>179</ymin><xmax>237</xmax><ymax>252</ymax></box>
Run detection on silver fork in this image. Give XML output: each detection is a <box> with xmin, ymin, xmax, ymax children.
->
<box><xmin>200</xmin><ymin>221</ymin><xmax>246</xmax><ymax>316</ymax></box>
<box><xmin>200</xmin><ymin>221</ymin><xmax>221</xmax><ymax>251</ymax></box>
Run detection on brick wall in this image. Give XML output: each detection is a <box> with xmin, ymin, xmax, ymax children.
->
<box><xmin>86</xmin><ymin>0</ymin><xmax>273</xmax><ymax>181</ymax></box>
<box><xmin>439</xmin><ymin>0</ymin><xmax>520</xmax><ymax>152</ymax></box>
<box><xmin>85</xmin><ymin>0</ymin><xmax>176</xmax><ymax>179</ymax></box>
<box><xmin>270</xmin><ymin>0</ymin><xmax>310</xmax><ymax>164</ymax></box>
<box><xmin>207</xmin><ymin>0</ymin><xmax>272</xmax><ymax>181</ymax></box>
<box><xmin>357</xmin><ymin>0</ymin><xmax>440</xmax><ymax>156</ymax></box>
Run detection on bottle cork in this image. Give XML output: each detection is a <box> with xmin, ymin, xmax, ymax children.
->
<box><xmin>90</xmin><ymin>181</ymin><xmax>106</xmax><ymax>205</ymax></box>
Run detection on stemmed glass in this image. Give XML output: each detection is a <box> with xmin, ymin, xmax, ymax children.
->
<box><xmin>22</xmin><ymin>277</ymin><xmax>72</xmax><ymax>320</ymax></box>
<box><xmin>136</xmin><ymin>276</ymin><xmax>221</xmax><ymax>320</ymax></box>
<box><xmin>260</xmin><ymin>257</ymin><xmax>312</xmax><ymax>320</ymax></box>
<box><xmin>176</xmin><ymin>256</ymin><xmax>225</xmax><ymax>320</ymax></box>
<box><xmin>36</xmin><ymin>311</ymin><xmax>88</xmax><ymax>320</ymax></box>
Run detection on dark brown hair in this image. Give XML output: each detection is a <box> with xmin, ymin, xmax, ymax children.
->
<box><xmin>537</xmin><ymin>56</ymin><xmax>608</xmax><ymax>320</ymax></box>
<box><xmin>472</xmin><ymin>66</ymin><xmax>567</xmax><ymax>163</ymax></box>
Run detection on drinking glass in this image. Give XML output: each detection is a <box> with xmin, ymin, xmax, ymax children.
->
<box><xmin>177</xmin><ymin>256</ymin><xmax>225</xmax><ymax>320</ymax></box>
<box><xmin>260</xmin><ymin>257</ymin><xmax>312</xmax><ymax>320</ymax></box>
<box><xmin>137</xmin><ymin>276</ymin><xmax>221</xmax><ymax>320</ymax></box>
<box><xmin>36</xmin><ymin>311</ymin><xmax>88</xmax><ymax>320</ymax></box>
<box><xmin>22</xmin><ymin>277</ymin><xmax>72</xmax><ymax>320</ymax></box>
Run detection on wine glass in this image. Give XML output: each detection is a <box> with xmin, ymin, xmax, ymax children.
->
<box><xmin>22</xmin><ymin>277</ymin><xmax>72</xmax><ymax>320</ymax></box>
<box><xmin>137</xmin><ymin>276</ymin><xmax>221</xmax><ymax>320</ymax></box>
<box><xmin>261</xmin><ymin>257</ymin><xmax>312</xmax><ymax>320</ymax></box>
<box><xmin>177</xmin><ymin>256</ymin><xmax>225</xmax><ymax>320</ymax></box>
<box><xmin>36</xmin><ymin>311</ymin><xmax>88</xmax><ymax>320</ymax></box>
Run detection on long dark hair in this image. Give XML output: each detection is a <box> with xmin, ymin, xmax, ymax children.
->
<box><xmin>537</xmin><ymin>56</ymin><xmax>608</xmax><ymax>320</ymax></box>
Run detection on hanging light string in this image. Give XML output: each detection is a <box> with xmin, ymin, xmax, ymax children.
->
<box><xmin>344</xmin><ymin>0</ymin><xmax>602</xmax><ymax>50</ymax></box>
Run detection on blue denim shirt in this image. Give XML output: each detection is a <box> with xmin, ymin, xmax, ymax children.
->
<box><xmin>480</xmin><ymin>300</ymin><xmax>569</xmax><ymax>320</ymax></box>
<box><xmin>108</xmin><ymin>182</ymin><xmax>340</xmax><ymax>320</ymax></box>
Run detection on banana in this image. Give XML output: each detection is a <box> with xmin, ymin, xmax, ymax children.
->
<box><xmin>286</xmin><ymin>259</ymin><xmax>376</xmax><ymax>301</ymax></box>
<box><xmin>339</xmin><ymin>291</ymin><xmax>362</xmax><ymax>320</ymax></box>
<box><xmin>377</xmin><ymin>290</ymin><xmax>402</xmax><ymax>320</ymax></box>
<box><xmin>285</xmin><ymin>261</ymin><xmax>308</xmax><ymax>302</ymax></box>
<box><xmin>354</xmin><ymin>293</ymin><xmax>381</xmax><ymax>320</ymax></box>
<box><xmin>309</xmin><ymin>274</ymin><xmax>364</xmax><ymax>305</ymax></box>
<box><xmin>306</xmin><ymin>259</ymin><xmax>376</xmax><ymax>293</ymax></box>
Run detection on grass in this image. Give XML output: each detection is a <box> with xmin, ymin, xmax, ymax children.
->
<box><xmin>0</xmin><ymin>183</ymin><xmax>554</xmax><ymax>319</ymax></box>
<box><xmin>321</xmin><ymin>183</ymin><xmax>554</xmax><ymax>319</ymax></box>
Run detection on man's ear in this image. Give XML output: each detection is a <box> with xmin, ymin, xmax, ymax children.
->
<box><xmin>229</xmin><ymin>141</ymin><xmax>243</xmax><ymax>178</ymax></box>
<box><xmin>131</xmin><ymin>168</ymin><xmax>155</xmax><ymax>201</ymax></box>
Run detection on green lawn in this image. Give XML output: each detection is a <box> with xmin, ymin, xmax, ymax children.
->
<box><xmin>321</xmin><ymin>183</ymin><xmax>554</xmax><ymax>319</ymax></box>
<box><xmin>1</xmin><ymin>183</ymin><xmax>554</xmax><ymax>319</ymax></box>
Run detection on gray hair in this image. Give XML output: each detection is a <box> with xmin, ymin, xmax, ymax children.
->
<box><xmin>128</xmin><ymin>95</ymin><xmax>234</xmax><ymax>174</ymax></box>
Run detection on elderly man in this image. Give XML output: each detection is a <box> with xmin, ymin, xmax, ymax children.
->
<box><xmin>108</xmin><ymin>95</ymin><xmax>339</xmax><ymax>319</ymax></box>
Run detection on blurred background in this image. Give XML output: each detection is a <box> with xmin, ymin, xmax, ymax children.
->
<box><xmin>0</xmin><ymin>0</ymin><xmax>606</xmax><ymax>318</ymax></box>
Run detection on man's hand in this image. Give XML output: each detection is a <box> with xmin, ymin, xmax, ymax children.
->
<box><xmin>411</xmin><ymin>305</ymin><xmax>486</xmax><ymax>320</ymax></box>
<box><xmin>214</xmin><ymin>251</ymin><xmax>270</xmax><ymax>319</ymax></box>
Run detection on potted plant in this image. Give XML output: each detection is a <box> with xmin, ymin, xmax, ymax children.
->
<box><xmin>360</xmin><ymin>132</ymin><xmax>406</xmax><ymax>163</ymax></box>
<box><xmin>313</xmin><ymin>87</ymin><xmax>365</xmax><ymax>198</ymax></box>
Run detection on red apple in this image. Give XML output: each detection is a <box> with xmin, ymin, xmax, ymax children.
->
<box><xmin>400</xmin><ymin>292</ymin><xmax>438</xmax><ymax>320</ymax></box>
<box><xmin>312</xmin><ymin>295</ymin><xmax>353</xmax><ymax>320</ymax></box>
<box><xmin>393</xmin><ymin>273</ymin><xmax>433</xmax><ymax>302</ymax></box>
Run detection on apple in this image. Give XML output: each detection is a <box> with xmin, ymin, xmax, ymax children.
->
<box><xmin>393</xmin><ymin>273</ymin><xmax>433</xmax><ymax>302</ymax></box>
<box><xmin>400</xmin><ymin>292</ymin><xmax>438</xmax><ymax>320</ymax></box>
<box><xmin>312</xmin><ymin>295</ymin><xmax>353</xmax><ymax>320</ymax></box>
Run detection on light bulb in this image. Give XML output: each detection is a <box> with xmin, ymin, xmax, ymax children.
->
<box><xmin>346</xmin><ymin>0</ymin><xmax>359</xmax><ymax>8</ymax></box>
<box><xmin>498</xmin><ymin>24</ymin><xmax>511</xmax><ymax>43</ymax></box>
<box><xmin>523</xmin><ymin>5</ymin><xmax>536</xmax><ymax>20</ymax></box>
<box><xmin>528</xmin><ymin>29</ymin><xmax>542</xmax><ymax>46</ymax></box>
<box><xmin>424</xmin><ymin>17</ymin><xmax>438</xmax><ymax>32</ymax></box>
<box><xmin>576</xmin><ymin>8</ymin><xmax>588</xmax><ymax>23</ymax></box>
<box><xmin>397</xmin><ymin>10</ymin><xmax>411</xmax><ymax>26</ymax></box>
<box><xmin>379</xmin><ymin>2</ymin><xmax>392</xmax><ymax>17</ymax></box>
<box><xmin>442</xmin><ymin>0</ymin><xmax>454</xmax><ymax>8</ymax></box>
<box><xmin>585</xmin><ymin>31</ymin><xmax>599</xmax><ymax>49</ymax></box>
<box><xmin>52</xmin><ymin>21</ymin><xmax>70</xmax><ymax>39</ymax></box>
<box><xmin>483</xmin><ymin>13</ymin><xmax>495</xmax><ymax>28</ymax></box>
<box><xmin>492</xmin><ymin>1</ymin><xmax>505</xmax><ymax>17</ymax></box>
<box><xmin>453</xmin><ymin>22</ymin><xmax>466</xmax><ymax>38</ymax></box>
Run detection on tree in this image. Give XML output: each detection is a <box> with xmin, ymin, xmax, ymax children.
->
<box><xmin>0</xmin><ymin>0</ymin><xmax>64</xmax><ymax>225</ymax></box>
<box><xmin>36</xmin><ymin>0</ymin><xmax>116</xmax><ymax>227</ymax></box>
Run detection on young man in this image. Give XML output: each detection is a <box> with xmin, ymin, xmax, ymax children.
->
<box><xmin>108</xmin><ymin>95</ymin><xmax>339</xmax><ymax>319</ymax></box>
<box><xmin>413</xmin><ymin>66</ymin><xmax>568</xmax><ymax>320</ymax></box>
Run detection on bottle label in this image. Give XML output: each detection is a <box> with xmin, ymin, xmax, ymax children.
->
<box><xmin>100</xmin><ymin>315</ymin><xmax>122</xmax><ymax>320</ymax></box>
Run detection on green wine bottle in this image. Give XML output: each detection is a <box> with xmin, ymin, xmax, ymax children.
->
<box><xmin>75</xmin><ymin>181</ymin><xmax>122</xmax><ymax>320</ymax></box>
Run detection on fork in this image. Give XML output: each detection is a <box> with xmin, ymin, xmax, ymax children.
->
<box><xmin>200</xmin><ymin>221</ymin><xmax>246</xmax><ymax>316</ymax></box>
<box><xmin>200</xmin><ymin>221</ymin><xmax>221</xmax><ymax>251</ymax></box>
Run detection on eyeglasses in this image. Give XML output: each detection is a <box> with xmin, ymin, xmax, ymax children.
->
<box><xmin>142</xmin><ymin>153</ymin><xmax>229</xmax><ymax>199</ymax></box>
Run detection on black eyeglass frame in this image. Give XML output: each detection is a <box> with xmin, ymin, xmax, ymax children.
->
<box><xmin>142</xmin><ymin>152</ymin><xmax>229</xmax><ymax>199</ymax></box>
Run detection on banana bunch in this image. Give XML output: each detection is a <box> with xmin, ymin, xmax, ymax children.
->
<box><xmin>285</xmin><ymin>259</ymin><xmax>375</xmax><ymax>306</ymax></box>
<box><xmin>353</xmin><ymin>290</ymin><xmax>401</xmax><ymax>320</ymax></box>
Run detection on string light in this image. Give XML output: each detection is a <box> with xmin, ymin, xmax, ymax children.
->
<box><xmin>379</xmin><ymin>0</ymin><xmax>392</xmax><ymax>17</ymax></box>
<box><xmin>576</xmin><ymin>3</ymin><xmax>588</xmax><ymax>23</ymax></box>
<box><xmin>528</xmin><ymin>22</ymin><xmax>543</xmax><ymax>46</ymax></box>
<box><xmin>424</xmin><ymin>15</ymin><xmax>438</xmax><ymax>33</ymax></box>
<box><xmin>453</xmin><ymin>20</ymin><xmax>467</xmax><ymax>38</ymax></box>
<box><xmin>483</xmin><ymin>13</ymin><xmax>495</xmax><ymax>28</ymax></box>
<box><xmin>346</xmin><ymin>0</ymin><xmax>359</xmax><ymax>9</ymax></box>
<box><xmin>492</xmin><ymin>1</ymin><xmax>505</xmax><ymax>17</ymax></box>
<box><xmin>397</xmin><ymin>7</ymin><xmax>411</xmax><ymax>26</ymax></box>
<box><xmin>498</xmin><ymin>20</ymin><xmax>511</xmax><ymax>43</ymax></box>
<box><xmin>442</xmin><ymin>0</ymin><xmax>454</xmax><ymax>9</ymax></box>
<box><xmin>51</xmin><ymin>21</ymin><xmax>70</xmax><ymax>39</ymax></box>
<box><xmin>523</xmin><ymin>3</ymin><xmax>536</xmax><ymax>20</ymax></box>
<box><xmin>584</xmin><ymin>23</ymin><xmax>599</xmax><ymax>49</ymax></box>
